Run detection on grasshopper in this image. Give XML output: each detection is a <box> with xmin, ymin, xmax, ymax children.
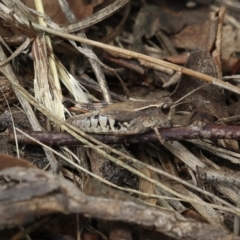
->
<box><xmin>63</xmin><ymin>97</ymin><xmax>173</xmax><ymax>135</ymax></box>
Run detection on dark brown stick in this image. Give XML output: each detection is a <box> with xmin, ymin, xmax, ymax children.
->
<box><xmin>7</xmin><ymin>124</ymin><xmax>240</xmax><ymax>146</ymax></box>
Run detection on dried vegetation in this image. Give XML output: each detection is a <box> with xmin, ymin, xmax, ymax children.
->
<box><xmin>1</xmin><ymin>0</ymin><xmax>240</xmax><ymax>239</ymax></box>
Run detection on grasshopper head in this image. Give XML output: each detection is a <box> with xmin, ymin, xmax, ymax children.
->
<box><xmin>126</xmin><ymin>97</ymin><xmax>173</xmax><ymax>134</ymax></box>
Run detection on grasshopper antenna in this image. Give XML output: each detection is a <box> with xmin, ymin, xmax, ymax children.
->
<box><xmin>171</xmin><ymin>85</ymin><xmax>205</xmax><ymax>109</ymax></box>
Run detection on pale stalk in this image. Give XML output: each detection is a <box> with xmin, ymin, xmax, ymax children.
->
<box><xmin>34</xmin><ymin>0</ymin><xmax>64</xmax><ymax>119</ymax></box>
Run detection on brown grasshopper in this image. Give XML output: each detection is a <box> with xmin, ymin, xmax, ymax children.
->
<box><xmin>63</xmin><ymin>97</ymin><xmax>173</xmax><ymax>135</ymax></box>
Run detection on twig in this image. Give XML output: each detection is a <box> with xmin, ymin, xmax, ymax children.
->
<box><xmin>8</xmin><ymin>124</ymin><xmax>240</xmax><ymax>146</ymax></box>
<box><xmin>62</xmin><ymin>0</ymin><xmax>130</xmax><ymax>33</ymax></box>
<box><xmin>0</xmin><ymin>4</ymin><xmax>239</xmax><ymax>95</ymax></box>
<box><xmin>0</xmin><ymin>44</ymin><xmax>58</xmax><ymax>172</ymax></box>
<box><xmin>58</xmin><ymin>0</ymin><xmax>112</xmax><ymax>103</ymax></box>
<box><xmin>197</xmin><ymin>166</ymin><xmax>240</xmax><ymax>185</ymax></box>
<box><xmin>5</xmin><ymin>124</ymin><xmax>240</xmax><ymax>212</ymax></box>
<box><xmin>0</xmin><ymin>37</ymin><xmax>31</xmax><ymax>66</ymax></box>
<box><xmin>0</xmin><ymin>167</ymin><xmax>235</xmax><ymax>240</ymax></box>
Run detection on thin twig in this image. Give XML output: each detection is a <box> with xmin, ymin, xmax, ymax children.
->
<box><xmin>0</xmin><ymin>4</ymin><xmax>239</xmax><ymax>95</ymax></box>
<box><xmin>0</xmin><ymin>44</ymin><xmax>59</xmax><ymax>172</ymax></box>
<box><xmin>58</xmin><ymin>0</ymin><xmax>112</xmax><ymax>103</ymax></box>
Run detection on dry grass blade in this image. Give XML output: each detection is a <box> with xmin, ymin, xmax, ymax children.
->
<box><xmin>55</xmin><ymin>58</ymin><xmax>88</xmax><ymax>103</ymax></box>
<box><xmin>0</xmin><ymin>37</ymin><xmax>31</xmax><ymax>66</ymax></box>
<box><xmin>34</xmin><ymin>0</ymin><xmax>64</xmax><ymax>120</ymax></box>
<box><xmin>15</xmin><ymin>127</ymin><xmax>183</xmax><ymax>202</ymax></box>
<box><xmin>0</xmin><ymin>43</ymin><xmax>58</xmax><ymax>172</ymax></box>
<box><xmin>62</xmin><ymin>0</ymin><xmax>130</xmax><ymax>33</ymax></box>
<box><xmin>0</xmin><ymin>88</ymin><xmax>19</xmax><ymax>158</ymax></box>
<box><xmin>32</xmin><ymin>36</ymin><xmax>61</xmax><ymax>117</ymax></box>
<box><xmin>0</xmin><ymin>4</ymin><xmax>239</xmax><ymax>95</ymax></box>
<box><xmin>0</xmin><ymin>2</ymin><xmax>89</xmax><ymax>105</ymax></box>
<box><xmin>164</xmin><ymin>141</ymin><xmax>239</xmax><ymax>203</ymax></box>
<box><xmin>189</xmin><ymin>139</ymin><xmax>240</xmax><ymax>165</ymax></box>
<box><xmin>58</xmin><ymin>0</ymin><xmax>112</xmax><ymax>103</ymax></box>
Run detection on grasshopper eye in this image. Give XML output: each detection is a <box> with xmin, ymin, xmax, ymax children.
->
<box><xmin>161</xmin><ymin>103</ymin><xmax>170</xmax><ymax>114</ymax></box>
